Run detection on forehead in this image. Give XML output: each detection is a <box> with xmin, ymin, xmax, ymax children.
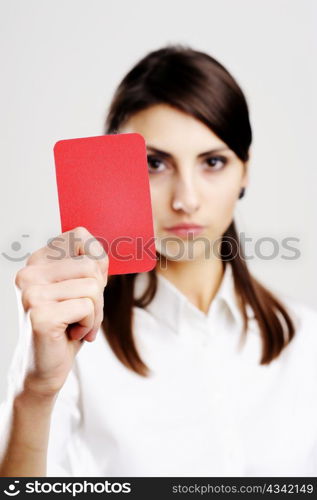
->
<box><xmin>119</xmin><ymin>103</ymin><xmax>227</xmax><ymax>155</ymax></box>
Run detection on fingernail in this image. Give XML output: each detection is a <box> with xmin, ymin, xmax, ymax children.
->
<box><xmin>86</xmin><ymin>329</ymin><xmax>98</xmax><ymax>342</ymax></box>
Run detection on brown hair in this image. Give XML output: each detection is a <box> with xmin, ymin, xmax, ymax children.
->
<box><xmin>102</xmin><ymin>43</ymin><xmax>296</xmax><ymax>376</ymax></box>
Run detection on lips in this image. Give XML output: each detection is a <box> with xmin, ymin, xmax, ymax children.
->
<box><xmin>164</xmin><ymin>224</ymin><xmax>205</xmax><ymax>237</ymax></box>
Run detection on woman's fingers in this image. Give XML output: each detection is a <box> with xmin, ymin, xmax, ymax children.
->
<box><xmin>21</xmin><ymin>278</ymin><xmax>104</xmax><ymax>338</ymax></box>
<box><xmin>13</xmin><ymin>227</ymin><xmax>110</xmax><ymax>397</ymax></box>
<box><xmin>16</xmin><ymin>255</ymin><xmax>107</xmax><ymax>291</ymax></box>
<box><xmin>30</xmin><ymin>297</ymin><xmax>95</xmax><ymax>340</ymax></box>
<box><xmin>25</xmin><ymin>226</ymin><xmax>108</xmax><ymax>277</ymax></box>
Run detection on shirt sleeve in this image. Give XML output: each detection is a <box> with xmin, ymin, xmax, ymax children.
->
<box><xmin>0</xmin><ymin>282</ymin><xmax>35</xmax><ymax>463</ymax></box>
<box><xmin>0</xmin><ymin>281</ymin><xmax>89</xmax><ymax>477</ymax></box>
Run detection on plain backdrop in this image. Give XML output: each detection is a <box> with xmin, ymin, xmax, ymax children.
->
<box><xmin>0</xmin><ymin>0</ymin><xmax>316</xmax><ymax>403</ymax></box>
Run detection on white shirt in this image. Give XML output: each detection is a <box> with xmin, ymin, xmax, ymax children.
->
<box><xmin>1</xmin><ymin>263</ymin><xmax>317</xmax><ymax>477</ymax></box>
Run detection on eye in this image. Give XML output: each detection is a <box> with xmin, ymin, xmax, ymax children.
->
<box><xmin>204</xmin><ymin>155</ymin><xmax>227</xmax><ymax>171</ymax></box>
<box><xmin>147</xmin><ymin>155</ymin><xmax>166</xmax><ymax>174</ymax></box>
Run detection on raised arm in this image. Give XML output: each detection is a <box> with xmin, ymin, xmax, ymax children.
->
<box><xmin>0</xmin><ymin>227</ymin><xmax>108</xmax><ymax>476</ymax></box>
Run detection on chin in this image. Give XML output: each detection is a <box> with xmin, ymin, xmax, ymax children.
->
<box><xmin>156</xmin><ymin>241</ymin><xmax>209</xmax><ymax>263</ymax></box>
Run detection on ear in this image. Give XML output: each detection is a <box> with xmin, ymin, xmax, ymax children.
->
<box><xmin>242</xmin><ymin>148</ymin><xmax>251</xmax><ymax>187</ymax></box>
<box><xmin>242</xmin><ymin>164</ymin><xmax>249</xmax><ymax>187</ymax></box>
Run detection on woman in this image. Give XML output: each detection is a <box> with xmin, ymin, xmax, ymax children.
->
<box><xmin>1</xmin><ymin>44</ymin><xmax>317</xmax><ymax>477</ymax></box>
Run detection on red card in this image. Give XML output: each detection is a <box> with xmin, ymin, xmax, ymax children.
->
<box><xmin>53</xmin><ymin>133</ymin><xmax>157</xmax><ymax>275</ymax></box>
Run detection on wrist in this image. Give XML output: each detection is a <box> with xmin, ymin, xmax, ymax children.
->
<box><xmin>23</xmin><ymin>373</ymin><xmax>62</xmax><ymax>400</ymax></box>
<box><xmin>16</xmin><ymin>377</ymin><xmax>59</xmax><ymax>410</ymax></box>
<box><xmin>13</xmin><ymin>391</ymin><xmax>56</xmax><ymax>419</ymax></box>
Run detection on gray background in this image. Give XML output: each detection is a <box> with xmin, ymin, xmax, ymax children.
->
<box><xmin>1</xmin><ymin>0</ymin><xmax>316</xmax><ymax>402</ymax></box>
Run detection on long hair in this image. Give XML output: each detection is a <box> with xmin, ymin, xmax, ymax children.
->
<box><xmin>102</xmin><ymin>43</ymin><xmax>296</xmax><ymax>376</ymax></box>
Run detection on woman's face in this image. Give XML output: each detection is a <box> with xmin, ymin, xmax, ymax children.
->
<box><xmin>119</xmin><ymin>103</ymin><xmax>249</xmax><ymax>263</ymax></box>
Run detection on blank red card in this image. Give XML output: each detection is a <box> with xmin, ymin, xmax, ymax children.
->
<box><xmin>53</xmin><ymin>133</ymin><xmax>157</xmax><ymax>275</ymax></box>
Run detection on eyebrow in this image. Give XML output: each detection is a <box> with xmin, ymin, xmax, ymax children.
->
<box><xmin>146</xmin><ymin>145</ymin><xmax>231</xmax><ymax>158</ymax></box>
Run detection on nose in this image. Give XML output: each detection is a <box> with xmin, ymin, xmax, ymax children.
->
<box><xmin>171</xmin><ymin>175</ymin><xmax>200</xmax><ymax>215</ymax></box>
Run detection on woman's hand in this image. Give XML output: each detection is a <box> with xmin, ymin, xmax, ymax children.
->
<box><xmin>14</xmin><ymin>226</ymin><xmax>109</xmax><ymax>398</ymax></box>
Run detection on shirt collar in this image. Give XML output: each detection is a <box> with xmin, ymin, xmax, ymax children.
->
<box><xmin>134</xmin><ymin>263</ymin><xmax>254</xmax><ymax>334</ymax></box>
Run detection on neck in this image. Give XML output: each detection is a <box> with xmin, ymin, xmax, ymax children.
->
<box><xmin>156</xmin><ymin>254</ymin><xmax>225</xmax><ymax>315</ymax></box>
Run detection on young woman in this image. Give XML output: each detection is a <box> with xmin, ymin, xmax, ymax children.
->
<box><xmin>1</xmin><ymin>44</ymin><xmax>317</xmax><ymax>477</ymax></box>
